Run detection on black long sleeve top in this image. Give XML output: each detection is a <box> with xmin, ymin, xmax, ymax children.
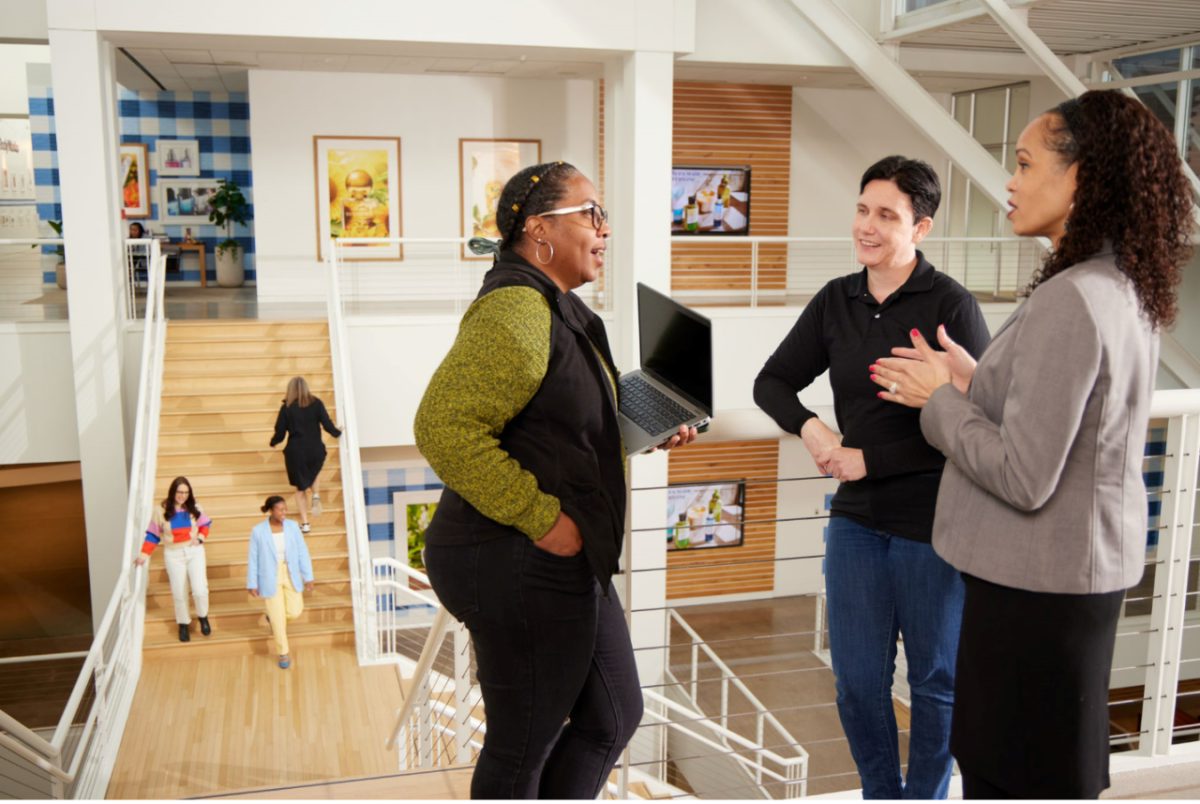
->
<box><xmin>753</xmin><ymin>252</ymin><xmax>991</xmax><ymax>542</ymax></box>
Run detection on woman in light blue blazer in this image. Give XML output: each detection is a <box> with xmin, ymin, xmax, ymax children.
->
<box><xmin>247</xmin><ymin>495</ymin><xmax>314</xmax><ymax>669</ymax></box>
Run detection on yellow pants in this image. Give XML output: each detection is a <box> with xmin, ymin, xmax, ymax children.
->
<box><xmin>264</xmin><ymin>561</ymin><xmax>304</xmax><ymax>656</ymax></box>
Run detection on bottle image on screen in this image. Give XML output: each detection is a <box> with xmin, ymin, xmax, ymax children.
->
<box><xmin>709</xmin><ymin>488</ymin><xmax>722</xmax><ymax>522</ymax></box>
<box><xmin>684</xmin><ymin>195</ymin><xmax>699</xmax><ymax>232</ymax></box>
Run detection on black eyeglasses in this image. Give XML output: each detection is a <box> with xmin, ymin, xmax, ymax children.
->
<box><xmin>538</xmin><ymin>202</ymin><xmax>609</xmax><ymax>232</ymax></box>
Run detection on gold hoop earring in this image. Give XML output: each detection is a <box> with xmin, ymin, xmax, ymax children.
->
<box><xmin>535</xmin><ymin>239</ymin><xmax>554</xmax><ymax>265</ymax></box>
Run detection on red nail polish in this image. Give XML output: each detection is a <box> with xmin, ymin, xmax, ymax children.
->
<box><xmin>910</xmin><ymin>328</ymin><xmax>920</xmax><ymax>336</ymax></box>
<box><xmin>877</xmin><ymin>391</ymin><xmax>884</xmax><ymax>398</ymax></box>
<box><xmin>869</xmin><ymin>364</ymin><xmax>877</xmax><ymax>372</ymax></box>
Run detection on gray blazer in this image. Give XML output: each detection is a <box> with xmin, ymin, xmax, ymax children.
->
<box><xmin>922</xmin><ymin>249</ymin><xmax>1158</xmax><ymax>594</ymax></box>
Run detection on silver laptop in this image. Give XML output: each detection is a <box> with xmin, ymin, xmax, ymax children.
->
<box><xmin>619</xmin><ymin>284</ymin><xmax>713</xmax><ymax>457</ymax></box>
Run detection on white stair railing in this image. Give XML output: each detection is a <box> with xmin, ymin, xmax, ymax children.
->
<box><xmin>0</xmin><ymin>241</ymin><xmax>167</xmax><ymax>799</ymax></box>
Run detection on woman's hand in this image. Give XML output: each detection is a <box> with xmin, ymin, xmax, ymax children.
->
<box><xmin>817</xmin><ymin>447</ymin><xmax>866</xmax><ymax>482</ymax></box>
<box><xmin>304</xmin><ymin>581</ymin><xmax>315</xmax><ymax>593</ymax></box>
<box><xmin>800</xmin><ymin>417</ymin><xmax>842</xmax><ymax>475</ymax></box>
<box><xmin>248</xmin><ymin>588</ymin><xmax>259</xmax><ymax>598</ymax></box>
<box><xmin>872</xmin><ymin>327</ymin><xmax>972</xmax><ymax>408</ymax></box>
<box><xmin>188</xmin><ymin>538</ymin><xmax>202</xmax><ymax>548</ymax></box>
<box><xmin>534</xmin><ymin>511</ymin><xmax>583</xmax><ymax>556</ymax></box>
<box><xmin>134</xmin><ymin>554</ymin><xmax>148</xmax><ymax>567</ymax></box>
<box><xmin>649</xmin><ymin>424</ymin><xmax>698</xmax><ymax>452</ymax></box>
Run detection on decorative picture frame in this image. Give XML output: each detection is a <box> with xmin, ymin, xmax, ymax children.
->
<box><xmin>119</xmin><ymin>143</ymin><xmax>150</xmax><ymax>218</ymax></box>
<box><xmin>459</xmin><ymin>138</ymin><xmax>541</xmax><ymax>259</ymax></box>
<box><xmin>155</xmin><ymin>138</ymin><xmax>201</xmax><ymax>177</ymax></box>
<box><xmin>158</xmin><ymin>178</ymin><xmax>222</xmax><ymax>225</ymax></box>
<box><xmin>314</xmin><ymin>135</ymin><xmax>402</xmax><ymax>262</ymax></box>
<box><xmin>665</xmin><ymin>480</ymin><xmax>746</xmax><ymax>552</ymax></box>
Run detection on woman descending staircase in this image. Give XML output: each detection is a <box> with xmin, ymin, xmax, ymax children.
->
<box><xmin>144</xmin><ymin>319</ymin><xmax>355</xmax><ymax>660</ymax></box>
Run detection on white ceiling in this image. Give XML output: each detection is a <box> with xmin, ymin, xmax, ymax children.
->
<box><xmin>117</xmin><ymin>46</ymin><xmax>607</xmax><ymax>93</ymax></box>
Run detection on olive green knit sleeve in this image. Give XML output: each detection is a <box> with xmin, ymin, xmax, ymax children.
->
<box><xmin>413</xmin><ymin>286</ymin><xmax>560</xmax><ymax>539</ymax></box>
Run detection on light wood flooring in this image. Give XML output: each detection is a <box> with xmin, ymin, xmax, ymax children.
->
<box><xmin>146</xmin><ymin>319</ymin><xmax>353</xmax><ymax>659</ymax></box>
<box><xmin>106</xmin><ymin>645</ymin><xmax>407</xmax><ymax>799</ymax></box>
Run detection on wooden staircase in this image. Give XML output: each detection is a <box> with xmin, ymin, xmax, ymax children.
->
<box><xmin>144</xmin><ymin>319</ymin><xmax>355</xmax><ymax>660</ymax></box>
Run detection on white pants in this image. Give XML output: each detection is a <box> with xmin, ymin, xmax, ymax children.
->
<box><xmin>163</xmin><ymin>544</ymin><xmax>209</xmax><ymax>624</ymax></box>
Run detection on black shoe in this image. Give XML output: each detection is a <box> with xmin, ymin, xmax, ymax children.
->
<box><xmin>199</xmin><ymin>617</ymin><xmax>211</xmax><ymax>636</ymax></box>
<box><xmin>178</xmin><ymin>624</ymin><xmax>190</xmax><ymax>642</ymax></box>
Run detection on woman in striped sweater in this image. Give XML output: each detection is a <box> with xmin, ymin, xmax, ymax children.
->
<box><xmin>135</xmin><ymin>476</ymin><xmax>213</xmax><ymax>642</ymax></box>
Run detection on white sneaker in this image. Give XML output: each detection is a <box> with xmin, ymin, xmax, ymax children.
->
<box><xmin>300</xmin><ymin>522</ymin><xmax>311</xmax><ymax>534</ymax></box>
<box><xmin>311</xmin><ymin>495</ymin><xmax>323</xmax><ymax>517</ymax></box>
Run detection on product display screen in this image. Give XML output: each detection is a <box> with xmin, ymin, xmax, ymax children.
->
<box><xmin>666</xmin><ymin>481</ymin><xmax>746</xmax><ymax>551</ymax></box>
<box><xmin>671</xmin><ymin>165</ymin><xmax>750</xmax><ymax>235</ymax></box>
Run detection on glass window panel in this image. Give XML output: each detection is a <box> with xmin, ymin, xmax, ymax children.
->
<box><xmin>967</xmin><ymin>183</ymin><xmax>998</xmax><ymax>238</ymax></box>
<box><xmin>1008</xmin><ymin>84</ymin><xmax>1030</xmax><ymax>144</ymax></box>
<box><xmin>953</xmin><ymin>92</ymin><xmax>972</xmax><ymax>130</ymax></box>
<box><xmin>905</xmin><ymin>0</ymin><xmax>950</xmax><ymax>11</ymax></box>
<box><xmin>974</xmin><ymin>89</ymin><xmax>1008</xmax><ymax>148</ymax></box>
<box><xmin>947</xmin><ymin>164</ymin><xmax>968</xmax><ymax>238</ymax></box>
<box><xmin>1113</xmin><ymin>48</ymin><xmax>1185</xmax><ymax>80</ymax></box>
<box><xmin>1131</xmin><ymin>82</ymin><xmax>1179</xmax><ymax>139</ymax></box>
<box><xmin>1187</xmin><ymin>78</ymin><xmax>1200</xmax><ymax>177</ymax></box>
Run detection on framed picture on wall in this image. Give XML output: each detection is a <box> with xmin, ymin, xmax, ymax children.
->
<box><xmin>159</xmin><ymin>178</ymin><xmax>221</xmax><ymax>225</ymax></box>
<box><xmin>156</xmin><ymin>138</ymin><xmax>200</xmax><ymax>177</ymax></box>
<box><xmin>314</xmin><ymin>135</ymin><xmax>402</xmax><ymax>261</ymax></box>
<box><xmin>119</xmin><ymin>143</ymin><xmax>150</xmax><ymax>218</ymax></box>
<box><xmin>666</xmin><ymin>480</ymin><xmax>746</xmax><ymax>551</ymax></box>
<box><xmin>459</xmin><ymin>138</ymin><xmax>541</xmax><ymax>259</ymax></box>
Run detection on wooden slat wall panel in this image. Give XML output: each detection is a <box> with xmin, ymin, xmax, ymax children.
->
<box><xmin>597</xmin><ymin>78</ymin><xmax>606</xmax><ymax>294</ymax></box>
<box><xmin>665</xmin><ymin>439</ymin><xmax>779</xmax><ymax>599</ymax></box>
<box><xmin>671</xmin><ymin>82</ymin><xmax>793</xmax><ymax>295</ymax></box>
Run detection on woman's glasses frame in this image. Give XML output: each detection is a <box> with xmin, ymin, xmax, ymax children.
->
<box><xmin>535</xmin><ymin>202</ymin><xmax>608</xmax><ymax>232</ymax></box>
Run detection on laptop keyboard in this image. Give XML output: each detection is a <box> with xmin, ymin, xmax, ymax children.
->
<box><xmin>618</xmin><ymin>374</ymin><xmax>693</xmax><ymax>435</ymax></box>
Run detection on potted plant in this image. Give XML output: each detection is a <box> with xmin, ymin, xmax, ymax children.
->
<box><xmin>207</xmin><ymin>178</ymin><xmax>252</xmax><ymax>288</ymax></box>
<box><xmin>31</xmin><ymin>219</ymin><xmax>66</xmax><ymax>289</ymax></box>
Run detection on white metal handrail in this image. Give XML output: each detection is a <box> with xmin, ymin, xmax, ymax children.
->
<box><xmin>326</xmin><ymin>245</ymin><xmax>376</xmax><ymax>664</ymax></box>
<box><xmin>0</xmin><ymin>240</ymin><xmax>166</xmax><ymax>798</ymax></box>
<box><xmin>667</xmin><ymin>608</ymin><xmax>809</xmax><ymax>795</ymax></box>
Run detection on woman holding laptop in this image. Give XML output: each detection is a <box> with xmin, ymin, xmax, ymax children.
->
<box><xmin>415</xmin><ymin>161</ymin><xmax>696</xmax><ymax>799</ymax></box>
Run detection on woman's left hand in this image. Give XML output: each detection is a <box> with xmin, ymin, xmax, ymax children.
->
<box><xmin>189</xmin><ymin>537</ymin><xmax>202</xmax><ymax>548</ymax></box>
<box><xmin>304</xmin><ymin>581</ymin><xmax>315</xmax><ymax>593</ymax></box>
<box><xmin>871</xmin><ymin>329</ymin><xmax>953</xmax><ymax>408</ymax></box>
<box><xmin>652</xmin><ymin>422</ymin><xmax>700</xmax><ymax>453</ymax></box>
<box><xmin>649</xmin><ymin>424</ymin><xmax>699</xmax><ymax>452</ymax></box>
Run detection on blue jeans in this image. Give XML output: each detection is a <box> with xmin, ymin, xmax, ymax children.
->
<box><xmin>824</xmin><ymin>516</ymin><xmax>964</xmax><ymax>800</ymax></box>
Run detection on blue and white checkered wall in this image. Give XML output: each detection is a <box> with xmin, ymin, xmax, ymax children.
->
<box><xmin>28</xmin><ymin>86</ymin><xmax>255</xmax><ymax>284</ymax></box>
<box><xmin>363</xmin><ymin>462</ymin><xmax>445</xmax><ymax>562</ymax></box>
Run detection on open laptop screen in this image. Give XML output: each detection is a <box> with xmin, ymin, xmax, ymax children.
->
<box><xmin>637</xmin><ymin>283</ymin><xmax>713</xmax><ymax>414</ymax></box>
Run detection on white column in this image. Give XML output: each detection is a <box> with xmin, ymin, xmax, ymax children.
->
<box><xmin>49</xmin><ymin>28</ymin><xmax>130</xmax><ymax>629</ymax></box>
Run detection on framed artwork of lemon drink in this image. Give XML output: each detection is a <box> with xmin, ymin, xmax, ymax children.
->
<box><xmin>459</xmin><ymin>138</ymin><xmax>541</xmax><ymax>260</ymax></box>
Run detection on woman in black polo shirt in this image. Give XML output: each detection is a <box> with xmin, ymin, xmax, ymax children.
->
<box><xmin>754</xmin><ymin>156</ymin><xmax>989</xmax><ymax>800</ymax></box>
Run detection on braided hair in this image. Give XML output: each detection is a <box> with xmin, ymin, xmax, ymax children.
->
<box><xmin>467</xmin><ymin>161</ymin><xmax>580</xmax><ymax>257</ymax></box>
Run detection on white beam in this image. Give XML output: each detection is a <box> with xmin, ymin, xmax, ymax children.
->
<box><xmin>975</xmin><ymin>0</ymin><xmax>1085</xmax><ymax>97</ymax></box>
<box><xmin>785</xmin><ymin>0</ymin><xmax>1012</xmax><ymax>212</ymax></box>
<box><xmin>880</xmin><ymin>0</ymin><xmax>1045</xmax><ymax>42</ymax></box>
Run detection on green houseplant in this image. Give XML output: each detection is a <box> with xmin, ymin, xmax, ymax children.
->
<box><xmin>31</xmin><ymin>219</ymin><xmax>67</xmax><ymax>289</ymax></box>
<box><xmin>207</xmin><ymin>178</ymin><xmax>252</xmax><ymax>287</ymax></box>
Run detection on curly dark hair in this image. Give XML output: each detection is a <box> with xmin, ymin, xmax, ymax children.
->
<box><xmin>495</xmin><ymin>161</ymin><xmax>581</xmax><ymax>251</ymax></box>
<box><xmin>1028</xmin><ymin>89</ymin><xmax>1193</xmax><ymax>329</ymax></box>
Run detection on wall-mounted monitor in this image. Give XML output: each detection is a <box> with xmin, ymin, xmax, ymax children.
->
<box><xmin>666</xmin><ymin>480</ymin><xmax>746</xmax><ymax>551</ymax></box>
<box><xmin>671</xmin><ymin>165</ymin><xmax>750</xmax><ymax>236</ymax></box>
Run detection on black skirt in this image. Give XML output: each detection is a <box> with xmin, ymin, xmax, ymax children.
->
<box><xmin>951</xmin><ymin>573</ymin><xmax>1124</xmax><ymax>800</ymax></box>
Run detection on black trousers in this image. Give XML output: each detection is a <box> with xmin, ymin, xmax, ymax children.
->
<box><xmin>952</xmin><ymin>574</ymin><xmax>1123</xmax><ymax>800</ymax></box>
<box><xmin>424</xmin><ymin>535</ymin><xmax>643</xmax><ymax>800</ymax></box>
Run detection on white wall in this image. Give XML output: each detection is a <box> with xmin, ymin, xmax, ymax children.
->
<box><xmin>789</xmin><ymin>86</ymin><xmax>956</xmax><ymax>239</ymax></box>
<box><xmin>0</xmin><ymin>324</ymin><xmax>80</xmax><ymax>463</ymax></box>
<box><xmin>0</xmin><ymin>45</ymin><xmax>50</xmax><ymax>116</ymax></box>
<box><xmin>685</xmin><ymin>0</ymin><xmax>848</xmax><ymax>68</ymax></box>
<box><xmin>248</xmin><ymin>69</ymin><xmax>598</xmax><ymax>302</ymax></box>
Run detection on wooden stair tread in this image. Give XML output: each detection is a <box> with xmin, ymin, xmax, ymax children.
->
<box><xmin>147</xmin><ymin>573</ymin><xmax>350</xmax><ymax>594</ymax></box>
<box><xmin>150</xmin><ymin>550</ymin><xmax>349</xmax><ymax>570</ymax></box>
<box><xmin>156</xmin><ymin>446</ymin><xmax>338</xmax><ymax>456</ymax></box>
<box><xmin>142</xmin><ymin>620</ymin><xmax>354</xmax><ymax>652</ymax></box>
<box><xmin>167</xmin><ymin>319</ymin><xmax>326</xmax><ymax>327</ymax></box>
<box><xmin>160</xmin><ymin>388</ymin><xmax>333</xmax><ymax>399</ymax></box>
<box><xmin>144</xmin><ymin>597</ymin><xmax>351</xmax><ymax>623</ymax></box>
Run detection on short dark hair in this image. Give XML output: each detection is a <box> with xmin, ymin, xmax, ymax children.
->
<box><xmin>261</xmin><ymin>495</ymin><xmax>286</xmax><ymax>514</ymax></box>
<box><xmin>495</xmin><ymin>161</ymin><xmax>582</xmax><ymax>251</ymax></box>
<box><xmin>859</xmin><ymin>155</ymin><xmax>942</xmax><ymax>223</ymax></box>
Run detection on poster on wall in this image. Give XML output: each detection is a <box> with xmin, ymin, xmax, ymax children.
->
<box><xmin>665</xmin><ymin>480</ymin><xmax>745</xmax><ymax>551</ymax></box>
<box><xmin>392</xmin><ymin>489</ymin><xmax>441</xmax><ymax>592</ymax></box>
<box><xmin>459</xmin><ymin>138</ymin><xmax>541</xmax><ymax>259</ymax></box>
<box><xmin>159</xmin><ymin>178</ymin><xmax>221</xmax><ymax>225</ymax></box>
<box><xmin>314</xmin><ymin>135</ymin><xmax>402</xmax><ymax>261</ymax></box>
<box><xmin>119</xmin><ymin>143</ymin><xmax>150</xmax><ymax>218</ymax></box>
<box><xmin>156</xmin><ymin>138</ymin><xmax>200</xmax><ymax>177</ymax></box>
<box><xmin>0</xmin><ymin>118</ymin><xmax>35</xmax><ymax>201</ymax></box>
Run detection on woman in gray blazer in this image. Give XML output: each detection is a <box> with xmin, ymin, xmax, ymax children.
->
<box><xmin>871</xmin><ymin>90</ymin><xmax>1193</xmax><ymax>799</ymax></box>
